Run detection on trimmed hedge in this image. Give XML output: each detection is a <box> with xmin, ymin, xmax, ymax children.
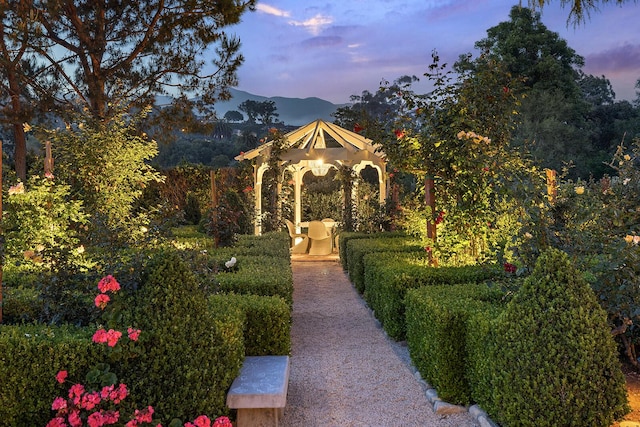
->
<box><xmin>124</xmin><ymin>249</ymin><xmax>245</xmax><ymax>424</ymax></box>
<box><xmin>216</xmin><ymin>255</ymin><xmax>293</xmax><ymax>305</ymax></box>
<box><xmin>405</xmin><ymin>283</ymin><xmax>504</xmax><ymax>405</ymax></box>
<box><xmin>0</xmin><ymin>324</ymin><xmax>105</xmax><ymax>426</ymax></box>
<box><xmin>364</xmin><ymin>251</ymin><xmax>501</xmax><ymax>340</ymax></box>
<box><xmin>338</xmin><ymin>231</ymin><xmax>407</xmax><ymax>271</ymax></box>
<box><xmin>211</xmin><ymin>293</ymin><xmax>291</xmax><ymax>356</ymax></box>
<box><xmin>346</xmin><ymin>236</ymin><xmax>423</xmax><ymax>294</ymax></box>
<box><xmin>489</xmin><ymin>248</ymin><xmax>629</xmax><ymax>427</ymax></box>
<box><xmin>2</xmin><ymin>286</ymin><xmax>43</xmax><ymax>323</ymax></box>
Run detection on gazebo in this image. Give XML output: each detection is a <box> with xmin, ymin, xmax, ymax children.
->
<box><xmin>235</xmin><ymin>119</ymin><xmax>387</xmax><ymax>234</ymax></box>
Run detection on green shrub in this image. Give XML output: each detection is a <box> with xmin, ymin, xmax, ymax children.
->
<box><xmin>217</xmin><ymin>255</ymin><xmax>293</xmax><ymax>305</ymax></box>
<box><xmin>364</xmin><ymin>251</ymin><xmax>501</xmax><ymax>340</ymax></box>
<box><xmin>124</xmin><ymin>250</ymin><xmax>244</xmax><ymax>423</ymax></box>
<box><xmin>2</xmin><ymin>286</ymin><xmax>43</xmax><ymax>323</ymax></box>
<box><xmin>490</xmin><ymin>248</ymin><xmax>629</xmax><ymax>427</ymax></box>
<box><xmin>0</xmin><ymin>324</ymin><xmax>103</xmax><ymax>426</ymax></box>
<box><xmin>338</xmin><ymin>231</ymin><xmax>406</xmax><ymax>271</ymax></box>
<box><xmin>234</xmin><ymin>231</ymin><xmax>290</xmax><ymax>259</ymax></box>
<box><xmin>211</xmin><ymin>293</ymin><xmax>291</xmax><ymax>356</ymax></box>
<box><xmin>405</xmin><ymin>283</ymin><xmax>504</xmax><ymax>405</ymax></box>
<box><xmin>346</xmin><ymin>236</ymin><xmax>423</xmax><ymax>293</ymax></box>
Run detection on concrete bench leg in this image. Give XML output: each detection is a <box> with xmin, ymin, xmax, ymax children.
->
<box><xmin>236</xmin><ymin>407</ymin><xmax>284</xmax><ymax>427</ymax></box>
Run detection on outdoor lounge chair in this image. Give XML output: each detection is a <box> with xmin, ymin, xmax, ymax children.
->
<box><xmin>286</xmin><ymin>219</ymin><xmax>309</xmax><ymax>254</ymax></box>
<box><xmin>308</xmin><ymin>220</ymin><xmax>332</xmax><ymax>255</ymax></box>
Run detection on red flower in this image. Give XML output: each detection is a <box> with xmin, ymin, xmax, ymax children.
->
<box><xmin>81</xmin><ymin>392</ymin><xmax>102</xmax><ymax>411</ymax></box>
<box><xmin>52</xmin><ymin>397</ymin><xmax>67</xmax><ymax>411</ymax></box>
<box><xmin>46</xmin><ymin>417</ymin><xmax>67</xmax><ymax>427</ymax></box>
<box><xmin>127</xmin><ymin>328</ymin><xmax>141</xmax><ymax>342</ymax></box>
<box><xmin>394</xmin><ymin>129</ymin><xmax>405</xmax><ymax>139</ymax></box>
<box><xmin>434</xmin><ymin>211</ymin><xmax>445</xmax><ymax>225</ymax></box>
<box><xmin>213</xmin><ymin>417</ymin><xmax>233</xmax><ymax>427</ymax></box>
<box><xmin>503</xmin><ymin>86</ymin><xmax>509</xmax><ymax>94</ymax></box>
<box><xmin>94</xmin><ymin>294</ymin><xmax>110</xmax><ymax>310</ymax></box>
<box><xmin>424</xmin><ymin>246</ymin><xmax>432</xmax><ymax>253</ymax></box>
<box><xmin>97</xmin><ymin>275</ymin><xmax>121</xmax><ymax>294</ymax></box>
<box><xmin>56</xmin><ymin>370</ymin><xmax>68</xmax><ymax>384</ymax></box>
<box><xmin>503</xmin><ymin>262</ymin><xmax>517</xmax><ymax>273</ymax></box>
<box><xmin>353</xmin><ymin>123</ymin><xmax>363</xmax><ymax>133</ymax></box>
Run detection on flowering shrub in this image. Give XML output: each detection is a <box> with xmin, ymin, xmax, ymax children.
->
<box><xmin>47</xmin><ymin>275</ymin><xmax>232</xmax><ymax>426</ymax></box>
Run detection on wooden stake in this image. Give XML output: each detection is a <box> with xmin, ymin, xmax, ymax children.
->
<box><xmin>44</xmin><ymin>140</ymin><xmax>54</xmax><ymax>175</ymax></box>
<box><xmin>545</xmin><ymin>169</ymin><xmax>557</xmax><ymax>204</ymax></box>
<box><xmin>1</xmin><ymin>140</ymin><xmax>4</xmax><ymax>324</ymax></box>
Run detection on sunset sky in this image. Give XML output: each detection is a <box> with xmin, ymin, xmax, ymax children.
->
<box><xmin>228</xmin><ymin>0</ymin><xmax>640</xmax><ymax>104</ymax></box>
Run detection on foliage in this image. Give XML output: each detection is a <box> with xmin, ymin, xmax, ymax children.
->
<box><xmin>124</xmin><ymin>250</ymin><xmax>244</xmax><ymax>423</ymax></box>
<box><xmin>202</xmin><ymin>187</ymin><xmax>252</xmax><ymax>247</ymax></box>
<box><xmin>363</xmin><ymin>251</ymin><xmax>502</xmax><ymax>341</ymax></box>
<box><xmin>490</xmin><ymin>248</ymin><xmax>629</xmax><ymax>427</ymax></box>
<box><xmin>527</xmin><ymin>0</ymin><xmax>634</xmax><ymax>25</ymax></box>
<box><xmin>0</xmin><ymin>324</ymin><xmax>105</xmax><ymax>425</ymax></box>
<box><xmin>3</xmin><ymin>174</ymin><xmax>89</xmax><ymax>271</ymax></box>
<box><xmin>211</xmin><ymin>293</ymin><xmax>291</xmax><ymax>356</ymax></box>
<box><xmin>405</xmin><ymin>284</ymin><xmax>504</xmax><ymax>405</ymax></box>
<box><xmin>238</xmin><ymin>99</ymin><xmax>280</xmax><ymax>124</ymax></box>
<box><xmin>42</xmin><ymin>109</ymin><xmax>164</xmax><ymax>248</ymax></box>
<box><xmin>516</xmin><ymin>139</ymin><xmax>640</xmax><ymax>365</ymax></box>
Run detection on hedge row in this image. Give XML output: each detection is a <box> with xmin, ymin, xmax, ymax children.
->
<box><xmin>345</xmin><ymin>236</ymin><xmax>423</xmax><ymax>293</ymax></box>
<box><xmin>363</xmin><ymin>251</ymin><xmax>501</xmax><ymax>341</ymax></box>
<box><xmin>338</xmin><ymin>231</ymin><xmax>407</xmax><ymax>271</ymax></box>
<box><xmin>404</xmin><ymin>249</ymin><xmax>629</xmax><ymax>426</ymax></box>
<box><xmin>405</xmin><ymin>283</ymin><xmax>504</xmax><ymax>405</ymax></box>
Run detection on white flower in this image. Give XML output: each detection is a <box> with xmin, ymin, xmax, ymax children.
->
<box><xmin>225</xmin><ymin>257</ymin><xmax>237</xmax><ymax>269</ymax></box>
<box><xmin>623</xmin><ymin>178</ymin><xmax>631</xmax><ymax>186</ymax></box>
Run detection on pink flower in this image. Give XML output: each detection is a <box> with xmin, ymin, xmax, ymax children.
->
<box><xmin>68</xmin><ymin>384</ymin><xmax>85</xmax><ymax>401</ymax></box>
<box><xmin>68</xmin><ymin>410</ymin><xmax>82</xmax><ymax>427</ymax></box>
<box><xmin>52</xmin><ymin>397</ymin><xmax>68</xmax><ymax>411</ymax></box>
<box><xmin>110</xmin><ymin>384</ymin><xmax>128</xmax><ymax>404</ymax></box>
<box><xmin>100</xmin><ymin>385</ymin><xmax>114</xmax><ymax>400</ymax></box>
<box><xmin>94</xmin><ymin>294</ymin><xmax>110</xmax><ymax>310</ymax></box>
<box><xmin>46</xmin><ymin>417</ymin><xmax>67</xmax><ymax>427</ymax></box>
<box><xmin>81</xmin><ymin>391</ymin><xmax>102</xmax><ymax>410</ymax></box>
<box><xmin>133</xmin><ymin>406</ymin><xmax>154</xmax><ymax>423</ymax></box>
<box><xmin>127</xmin><ymin>328</ymin><xmax>141</xmax><ymax>342</ymax></box>
<box><xmin>56</xmin><ymin>370</ymin><xmax>68</xmax><ymax>384</ymax></box>
<box><xmin>45</xmin><ymin>171</ymin><xmax>55</xmax><ymax>179</ymax></box>
<box><xmin>8</xmin><ymin>182</ymin><xmax>25</xmax><ymax>195</ymax></box>
<box><xmin>213</xmin><ymin>416</ymin><xmax>232</xmax><ymax>427</ymax></box>
<box><xmin>192</xmin><ymin>415</ymin><xmax>211</xmax><ymax>427</ymax></box>
<box><xmin>93</xmin><ymin>329</ymin><xmax>108</xmax><ymax>344</ymax></box>
<box><xmin>98</xmin><ymin>275</ymin><xmax>121</xmax><ymax>293</ymax></box>
<box><xmin>88</xmin><ymin>411</ymin><xmax>105</xmax><ymax>427</ymax></box>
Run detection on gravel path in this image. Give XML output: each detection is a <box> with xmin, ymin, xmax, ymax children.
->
<box><xmin>282</xmin><ymin>258</ymin><xmax>479</xmax><ymax>427</ymax></box>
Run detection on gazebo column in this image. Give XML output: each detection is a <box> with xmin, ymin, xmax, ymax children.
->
<box><xmin>378</xmin><ymin>163</ymin><xmax>387</xmax><ymax>204</ymax></box>
<box><xmin>254</xmin><ymin>163</ymin><xmax>269</xmax><ymax>235</ymax></box>
<box><xmin>294</xmin><ymin>167</ymin><xmax>304</xmax><ymax>233</ymax></box>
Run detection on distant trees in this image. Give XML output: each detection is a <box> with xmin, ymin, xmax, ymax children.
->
<box><xmin>238</xmin><ymin>99</ymin><xmax>280</xmax><ymax>124</ymax></box>
<box><xmin>224</xmin><ymin>110</ymin><xmax>244</xmax><ymax>122</ymax></box>
<box><xmin>0</xmin><ymin>0</ymin><xmax>256</xmax><ymax>179</ymax></box>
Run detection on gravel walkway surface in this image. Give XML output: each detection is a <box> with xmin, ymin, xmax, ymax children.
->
<box><xmin>282</xmin><ymin>258</ymin><xmax>479</xmax><ymax>427</ymax></box>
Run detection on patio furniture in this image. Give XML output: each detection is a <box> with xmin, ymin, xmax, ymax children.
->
<box><xmin>286</xmin><ymin>219</ymin><xmax>309</xmax><ymax>254</ymax></box>
<box><xmin>308</xmin><ymin>220</ymin><xmax>332</xmax><ymax>255</ymax></box>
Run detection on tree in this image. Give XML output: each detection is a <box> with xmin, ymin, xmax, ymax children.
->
<box><xmin>0</xmin><ymin>2</ymin><xmax>37</xmax><ymax>181</ymax></box>
<box><xmin>528</xmin><ymin>0</ymin><xmax>634</xmax><ymax>25</ymax></box>
<box><xmin>223</xmin><ymin>110</ymin><xmax>244</xmax><ymax>122</ymax></box>
<box><xmin>473</xmin><ymin>6</ymin><xmax>598</xmax><ymax>179</ymax></box>
<box><xmin>0</xmin><ymin>0</ymin><xmax>256</xmax><ymax>175</ymax></box>
<box><xmin>238</xmin><ymin>99</ymin><xmax>279</xmax><ymax>124</ymax></box>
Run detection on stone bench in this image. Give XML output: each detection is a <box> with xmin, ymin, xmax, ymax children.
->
<box><xmin>226</xmin><ymin>355</ymin><xmax>290</xmax><ymax>427</ymax></box>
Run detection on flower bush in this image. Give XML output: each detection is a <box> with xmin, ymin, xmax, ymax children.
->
<box><xmin>47</xmin><ymin>274</ymin><xmax>233</xmax><ymax>427</ymax></box>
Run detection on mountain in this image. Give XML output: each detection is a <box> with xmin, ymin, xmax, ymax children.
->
<box><xmin>215</xmin><ymin>88</ymin><xmax>345</xmax><ymax>126</ymax></box>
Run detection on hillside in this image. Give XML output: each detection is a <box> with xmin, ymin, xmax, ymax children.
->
<box><xmin>215</xmin><ymin>88</ymin><xmax>344</xmax><ymax>126</ymax></box>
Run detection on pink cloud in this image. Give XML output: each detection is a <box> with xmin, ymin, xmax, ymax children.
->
<box><xmin>584</xmin><ymin>42</ymin><xmax>640</xmax><ymax>73</ymax></box>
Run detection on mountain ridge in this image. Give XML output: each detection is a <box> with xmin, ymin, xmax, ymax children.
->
<box><xmin>216</xmin><ymin>88</ymin><xmax>346</xmax><ymax>126</ymax></box>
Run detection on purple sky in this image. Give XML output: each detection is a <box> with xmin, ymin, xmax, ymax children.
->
<box><xmin>226</xmin><ymin>1</ymin><xmax>640</xmax><ymax>104</ymax></box>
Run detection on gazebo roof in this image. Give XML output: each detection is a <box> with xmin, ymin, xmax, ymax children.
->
<box><xmin>234</xmin><ymin>119</ymin><xmax>384</xmax><ymax>166</ymax></box>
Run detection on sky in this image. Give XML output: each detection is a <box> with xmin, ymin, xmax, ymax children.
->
<box><xmin>226</xmin><ymin>0</ymin><xmax>640</xmax><ymax>105</ymax></box>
